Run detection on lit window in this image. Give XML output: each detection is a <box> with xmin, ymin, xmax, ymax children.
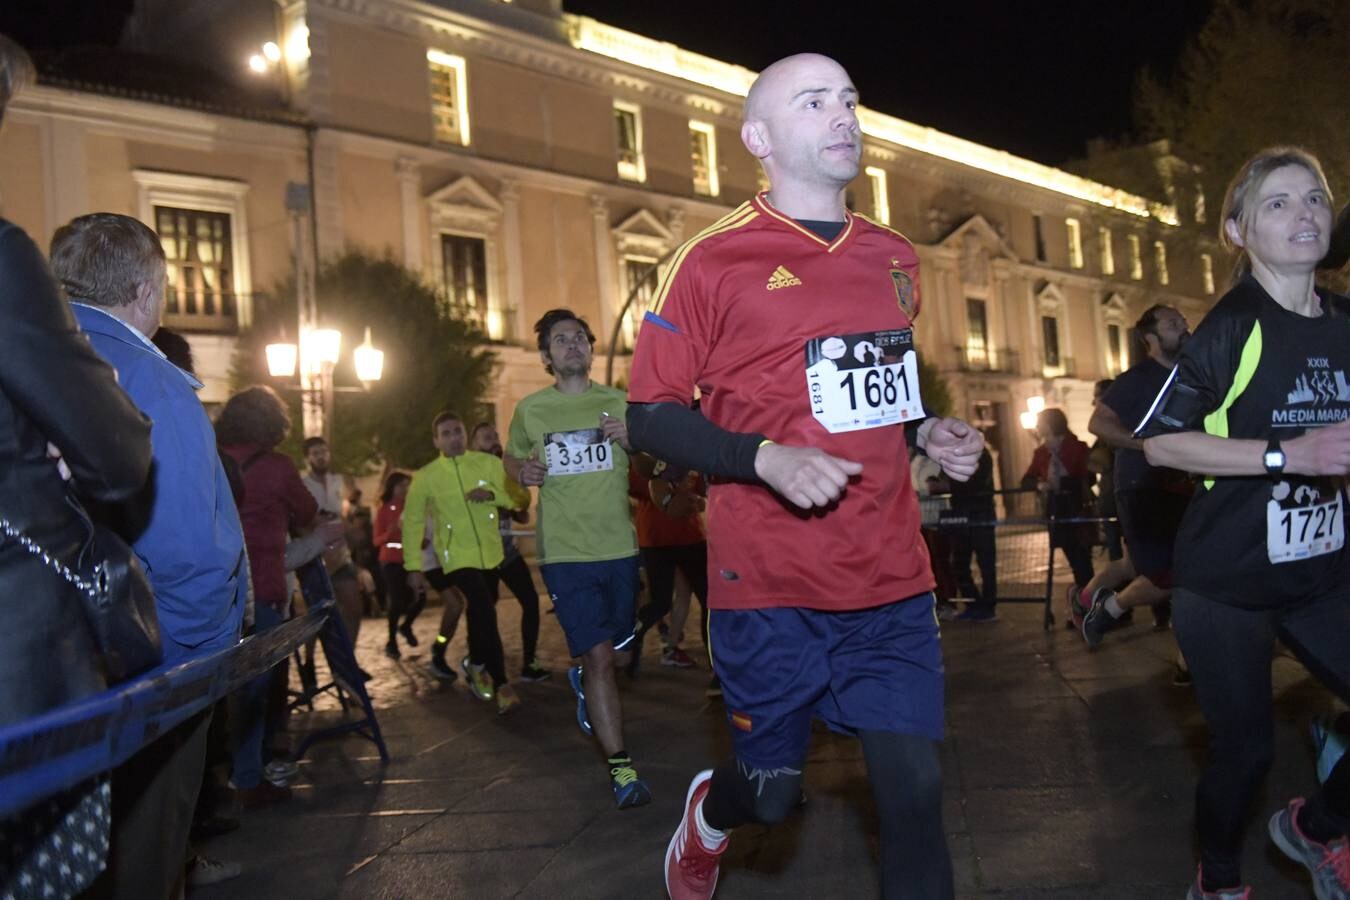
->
<box><xmin>614</xmin><ymin>101</ymin><xmax>645</xmax><ymax>182</ymax></box>
<box><xmin>155</xmin><ymin>206</ymin><xmax>237</xmax><ymax>332</ymax></box>
<box><xmin>1032</xmin><ymin>214</ymin><xmax>1047</xmax><ymax>262</ymax></box>
<box><xmin>966</xmin><ymin>298</ymin><xmax>988</xmax><ymax>368</ymax></box>
<box><xmin>621</xmin><ymin>255</ymin><xmax>659</xmax><ymax>350</ymax></box>
<box><xmin>1201</xmin><ymin>252</ymin><xmax>1215</xmax><ymax>295</ymax></box>
<box><xmin>1042</xmin><ymin>315</ymin><xmax>1061</xmax><ymax>370</ymax></box>
<box><xmin>1154</xmin><ymin>240</ymin><xmax>1169</xmax><ymax>286</ymax></box>
<box><xmin>1128</xmin><ymin>234</ymin><xmax>1143</xmax><ymax>280</ymax></box>
<box><xmin>1066</xmin><ymin>218</ymin><xmax>1083</xmax><ymax>269</ymax></box>
<box><xmin>441</xmin><ymin>234</ymin><xmax>487</xmax><ymax>327</ymax></box>
<box><xmin>1106</xmin><ymin>323</ymin><xmax>1125</xmax><ymax>375</ymax></box>
<box><xmin>864</xmin><ymin>166</ymin><xmax>890</xmax><ymax>225</ymax></box>
<box><xmin>688</xmin><ymin>121</ymin><xmax>718</xmax><ymax>196</ymax></box>
<box><xmin>427</xmin><ymin>50</ymin><xmax>470</xmax><ymax>146</ymax></box>
<box><xmin>1098</xmin><ymin>226</ymin><xmax>1114</xmax><ymax>276</ymax></box>
<box><xmin>1194</xmin><ymin>183</ymin><xmax>1207</xmax><ymax>224</ymax></box>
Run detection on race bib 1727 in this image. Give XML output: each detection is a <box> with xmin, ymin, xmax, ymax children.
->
<box><xmin>1266</xmin><ymin>481</ymin><xmax>1344</xmax><ymax>564</ymax></box>
<box><xmin>805</xmin><ymin>329</ymin><xmax>925</xmax><ymax>434</ymax></box>
<box><xmin>543</xmin><ymin>428</ymin><xmax>614</xmax><ymax>476</ymax></box>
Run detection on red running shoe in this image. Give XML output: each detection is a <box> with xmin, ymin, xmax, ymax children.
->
<box><xmin>665</xmin><ymin>769</ymin><xmax>727</xmax><ymax>899</ymax></box>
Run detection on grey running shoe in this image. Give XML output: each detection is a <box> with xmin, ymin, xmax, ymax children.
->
<box><xmin>568</xmin><ymin>665</ymin><xmax>592</xmax><ymax>736</ymax></box>
<box><xmin>1185</xmin><ymin>866</ymin><xmax>1251</xmax><ymax>899</ymax></box>
<box><xmin>461</xmin><ymin>656</ymin><xmax>494</xmax><ymax>702</ymax></box>
<box><xmin>1268</xmin><ymin>797</ymin><xmax>1350</xmax><ymax>900</ymax></box>
<box><xmin>1081</xmin><ymin>588</ymin><xmax>1115</xmax><ymax>649</ymax></box>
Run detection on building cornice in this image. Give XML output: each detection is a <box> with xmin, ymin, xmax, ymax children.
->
<box><xmin>8</xmin><ymin>85</ymin><xmax>308</xmax><ymax>156</ymax></box>
<box><xmin>321</xmin><ymin>124</ymin><xmax>735</xmax><ymax>219</ymax></box>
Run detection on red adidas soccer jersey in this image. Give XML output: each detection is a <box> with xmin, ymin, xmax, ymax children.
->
<box><xmin>627</xmin><ymin>193</ymin><xmax>935</xmax><ymax>612</ymax></box>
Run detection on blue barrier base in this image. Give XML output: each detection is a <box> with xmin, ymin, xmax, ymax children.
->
<box><xmin>289</xmin><ymin>562</ymin><xmax>388</xmax><ymax>764</ymax></box>
<box><xmin>0</xmin><ymin>561</ymin><xmax>388</xmax><ymax>819</ymax></box>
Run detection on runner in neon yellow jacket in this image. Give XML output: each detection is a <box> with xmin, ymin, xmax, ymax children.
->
<box><xmin>400</xmin><ymin>442</ymin><xmax>524</xmax><ymax>575</ymax></box>
<box><xmin>402</xmin><ymin>412</ymin><xmax>529</xmax><ymax>710</ymax></box>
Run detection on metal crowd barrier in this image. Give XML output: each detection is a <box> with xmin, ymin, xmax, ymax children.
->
<box><xmin>0</xmin><ymin>561</ymin><xmax>386</xmax><ymax>820</ymax></box>
<box><xmin>921</xmin><ymin>488</ymin><xmax>1118</xmax><ymax>630</ymax></box>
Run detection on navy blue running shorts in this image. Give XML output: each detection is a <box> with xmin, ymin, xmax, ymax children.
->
<box><xmin>541</xmin><ymin>556</ymin><xmax>640</xmax><ymax>657</ymax></box>
<box><xmin>709</xmin><ymin>593</ymin><xmax>944</xmax><ymax>770</ymax></box>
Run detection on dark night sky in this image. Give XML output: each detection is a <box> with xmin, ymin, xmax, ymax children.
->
<box><xmin>0</xmin><ymin>0</ymin><xmax>1212</xmax><ymax>167</ymax></box>
<box><xmin>564</xmin><ymin>0</ymin><xmax>1212</xmax><ymax>166</ymax></box>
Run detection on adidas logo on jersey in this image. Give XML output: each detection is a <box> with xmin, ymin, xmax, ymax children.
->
<box><xmin>766</xmin><ymin>265</ymin><xmax>802</xmax><ymax>290</ymax></box>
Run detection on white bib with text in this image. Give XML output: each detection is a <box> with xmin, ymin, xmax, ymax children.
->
<box><xmin>544</xmin><ymin>428</ymin><xmax>614</xmax><ymax>476</ymax></box>
<box><xmin>805</xmin><ymin>329</ymin><xmax>925</xmax><ymax>434</ymax></box>
<box><xmin>1266</xmin><ymin>484</ymin><xmax>1344</xmax><ymax>564</ymax></box>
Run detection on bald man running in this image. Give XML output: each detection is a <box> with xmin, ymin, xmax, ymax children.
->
<box><xmin>628</xmin><ymin>53</ymin><xmax>981</xmax><ymax>900</ymax></box>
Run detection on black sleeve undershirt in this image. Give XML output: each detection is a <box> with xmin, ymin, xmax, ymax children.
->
<box><xmin>626</xmin><ymin>403</ymin><xmax>765</xmax><ymax>482</ymax></box>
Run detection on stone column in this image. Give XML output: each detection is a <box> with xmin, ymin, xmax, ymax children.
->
<box><xmin>499</xmin><ymin>178</ymin><xmax>525</xmax><ymax>342</ymax></box>
<box><xmin>396</xmin><ymin>156</ymin><xmax>422</xmax><ymax>273</ymax></box>
<box><xmin>590</xmin><ymin>194</ymin><xmax>618</xmax><ymax>347</ymax></box>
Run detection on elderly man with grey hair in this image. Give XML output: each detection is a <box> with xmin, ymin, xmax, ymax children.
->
<box><xmin>50</xmin><ymin>212</ymin><xmax>248</xmax><ymax>899</ymax></box>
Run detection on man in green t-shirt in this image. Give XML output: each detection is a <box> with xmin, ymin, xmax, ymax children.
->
<box><xmin>505</xmin><ymin>308</ymin><xmax>650</xmax><ymax>810</ymax></box>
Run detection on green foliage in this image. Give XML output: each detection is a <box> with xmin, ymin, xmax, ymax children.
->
<box><xmin>232</xmin><ymin>251</ymin><xmax>497</xmax><ymax>473</ymax></box>
<box><xmin>1133</xmin><ymin>0</ymin><xmax>1349</xmax><ymax>239</ymax></box>
<box><xmin>918</xmin><ymin>355</ymin><xmax>953</xmax><ymax>418</ymax></box>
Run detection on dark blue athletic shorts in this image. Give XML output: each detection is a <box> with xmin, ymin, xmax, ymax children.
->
<box><xmin>540</xmin><ymin>556</ymin><xmax>640</xmax><ymax>657</ymax></box>
<box><xmin>709</xmin><ymin>592</ymin><xmax>944</xmax><ymax>769</ymax></box>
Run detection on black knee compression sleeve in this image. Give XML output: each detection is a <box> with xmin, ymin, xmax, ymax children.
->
<box><xmin>702</xmin><ymin>758</ymin><xmax>804</xmax><ymax>831</ymax></box>
<box><xmin>860</xmin><ymin>731</ymin><xmax>954</xmax><ymax>900</ymax></box>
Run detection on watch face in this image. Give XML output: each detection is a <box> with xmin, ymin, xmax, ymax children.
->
<box><xmin>1264</xmin><ymin>450</ymin><xmax>1285</xmax><ymax>469</ymax></box>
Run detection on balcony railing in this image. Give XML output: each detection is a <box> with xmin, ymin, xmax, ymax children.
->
<box><xmin>955</xmin><ymin>345</ymin><xmax>1020</xmax><ymax>375</ymax></box>
<box><xmin>1041</xmin><ymin>356</ymin><xmax>1077</xmax><ymax>379</ymax></box>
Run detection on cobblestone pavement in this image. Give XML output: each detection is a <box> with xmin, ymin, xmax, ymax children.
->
<box><xmin>193</xmin><ymin>577</ymin><xmax>1339</xmax><ymax>899</ymax></box>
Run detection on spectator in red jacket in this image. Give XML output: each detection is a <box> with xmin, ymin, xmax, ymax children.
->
<box><xmin>216</xmin><ymin>386</ymin><xmax>335</xmax><ymax>806</ymax></box>
<box><xmin>1021</xmin><ymin>408</ymin><xmax>1095</xmax><ymax>588</ymax></box>
<box><xmin>374</xmin><ymin>470</ymin><xmax>424</xmax><ymax>658</ymax></box>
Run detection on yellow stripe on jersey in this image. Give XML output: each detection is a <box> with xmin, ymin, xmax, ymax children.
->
<box><xmin>853</xmin><ymin>211</ymin><xmax>916</xmax><ymax>247</ymax></box>
<box><xmin>756</xmin><ymin>198</ymin><xmax>858</xmax><ymax>252</ymax></box>
<box><xmin>650</xmin><ymin>203</ymin><xmax>759</xmax><ymax>317</ymax></box>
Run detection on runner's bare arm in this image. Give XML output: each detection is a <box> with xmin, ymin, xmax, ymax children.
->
<box><xmin>754</xmin><ymin>443</ymin><xmax>863</xmax><ymax>510</ymax></box>
<box><xmin>1088</xmin><ymin>404</ymin><xmax>1144</xmax><ymax>451</ymax></box>
<box><xmin>918</xmin><ymin>417</ymin><xmax>983</xmax><ymax>481</ymax></box>
<box><xmin>1145</xmin><ymin>421</ymin><xmax>1350</xmax><ymax>477</ymax></box>
<box><xmin>505</xmin><ymin>449</ymin><xmax>547</xmax><ymax>487</ymax></box>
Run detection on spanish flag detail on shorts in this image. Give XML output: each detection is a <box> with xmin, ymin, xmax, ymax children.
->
<box><xmin>730</xmin><ymin>710</ymin><xmax>753</xmax><ymax>733</ymax></box>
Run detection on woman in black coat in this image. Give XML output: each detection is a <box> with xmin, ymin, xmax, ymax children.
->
<box><xmin>0</xmin><ymin>34</ymin><xmax>152</xmax><ymax>899</ymax></box>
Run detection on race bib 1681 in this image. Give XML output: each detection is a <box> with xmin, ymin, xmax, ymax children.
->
<box><xmin>805</xmin><ymin>329</ymin><xmax>925</xmax><ymax>434</ymax></box>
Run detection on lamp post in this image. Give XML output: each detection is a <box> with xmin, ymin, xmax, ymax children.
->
<box><xmin>268</xmin><ymin>183</ymin><xmax>385</xmax><ymax>440</ymax></box>
<box><xmin>266</xmin><ymin>326</ymin><xmax>384</xmax><ymax>440</ymax></box>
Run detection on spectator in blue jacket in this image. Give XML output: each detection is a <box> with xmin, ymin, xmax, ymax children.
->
<box><xmin>50</xmin><ymin>212</ymin><xmax>247</xmax><ymax>900</ymax></box>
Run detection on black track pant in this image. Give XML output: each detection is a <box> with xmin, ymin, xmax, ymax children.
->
<box><xmin>485</xmin><ymin>553</ymin><xmax>541</xmax><ymax>663</ymax></box>
<box><xmin>701</xmin><ymin>731</ymin><xmax>954</xmax><ymax>900</ymax></box>
<box><xmin>1173</xmin><ymin>587</ymin><xmax>1350</xmax><ymax>884</ymax></box>
<box><xmin>382</xmin><ymin>561</ymin><xmax>426</xmax><ymax>643</ymax></box>
<box><xmin>449</xmin><ymin>567</ymin><xmax>508</xmax><ymax>688</ymax></box>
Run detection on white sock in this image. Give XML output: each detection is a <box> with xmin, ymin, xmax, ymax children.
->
<box><xmin>1105</xmin><ymin>593</ymin><xmax>1126</xmax><ymax>619</ymax></box>
<box><xmin>694</xmin><ymin>798</ymin><xmax>728</xmax><ymax>848</ymax></box>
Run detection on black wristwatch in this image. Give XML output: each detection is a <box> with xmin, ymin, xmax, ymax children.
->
<box><xmin>1263</xmin><ymin>438</ymin><xmax>1286</xmax><ymax>478</ymax></box>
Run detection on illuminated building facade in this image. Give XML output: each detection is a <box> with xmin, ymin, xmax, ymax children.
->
<box><xmin>0</xmin><ymin>0</ymin><xmax>1220</xmax><ymax>482</ymax></box>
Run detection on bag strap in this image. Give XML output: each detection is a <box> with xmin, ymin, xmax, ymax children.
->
<box><xmin>0</xmin><ymin>516</ymin><xmax>95</xmax><ymax>599</ymax></box>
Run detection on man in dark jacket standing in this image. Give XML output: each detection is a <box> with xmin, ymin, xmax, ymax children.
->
<box><xmin>51</xmin><ymin>212</ymin><xmax>248</xmax><ymax>900</ymax></box>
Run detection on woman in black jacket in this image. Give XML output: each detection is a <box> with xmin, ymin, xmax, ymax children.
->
<box><xmin>0</xmin><ymin>34</ymin><xmax>152</xmax><ymax>899</ymax></box>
